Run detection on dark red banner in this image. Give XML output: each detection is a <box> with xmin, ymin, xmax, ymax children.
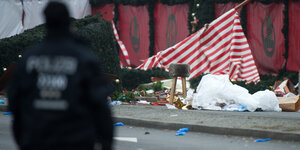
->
<box><xmin>154</xmin><ymin>3</ymin><xmax>189</xmax><ymax>54</ymax></box>
<box><xmin>287</xmin><ymin>1</ymin><xmax>300</xmax><ymax>72</ymax></box>
<box><xmin>215</xmin><ymin>2</ymin><xmax>240</xmax><ymax>18</ymax></box>
<box><xmin>119</xmin><ymin>4</ymin><xmax>150</xmax><ymax>67</ymax></box>
<box><xmin>92</xmin><ymin>4</ymin><xmax>114</xmax><ymax>21</ymax></box>
<box><xmin>247</xmin><ymin>2</ymin><xmax>285</xmax><ymax>75</ymax></box>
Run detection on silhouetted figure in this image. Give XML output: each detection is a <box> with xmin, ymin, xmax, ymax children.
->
<box><xmin>8</xmin><ymin>1</ymin><xmax>113</xmax><ymax>150</ymax></box>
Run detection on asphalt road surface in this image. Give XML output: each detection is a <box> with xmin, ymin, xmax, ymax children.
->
<box><xmin>113</xmin><ymin>126</ymin><xmax>300</xmax><ymax>150</ymax></box>
<box><xmin>0</xmin><ymin>114</ymin><xmax>299</xmax><ymax>150</ymax></box>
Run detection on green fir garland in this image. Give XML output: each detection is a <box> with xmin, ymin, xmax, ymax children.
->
<box><xmin>148</xmin><ymin>1</ymin><xmax>156</xmax><ymax>57</ymax></box>
<box><xmin>113</xmin><ymin>0</ymin><xmax>148</xmax><ymax>5</ymax></box>
<box><xmin>0</xmin><ymin>15</ymin><xmax>120</xmax><ymax>77</ymax></box>
<box><xmin>113</xmin><ymin>3</ymin><xmax>119</xmax><ymax>24</ymax></box>
<box><xmin>187</xmin><ymin>1</ymin><xmax>194</xmax><ymax>34</ymax></box>
<box><xmin>120</xmin><ymin>67</ymin><xmax>170</xmax><ymax>90</ymax></box>
<box><xmin>255</xmin><ymin>0</ymin><xmax>281</xmax><ymax>4</ymax></box>
<box><xmin>240</xmin><ymin>4</ymin><xmax>247</xmax><ymax>36</ymax></box>
<box><xmin>282</xmin><ymin>0</ymin><xmax>289</xmax><ymax>73</ymax></box>
<box><xmin>160</xmin><ymin>0</ymin><xmax>190</xmax><ymax>5</ymax></box>
<box><xmin>89</xmin><ymin>0</ymin><xmax>113</xmax><ymax>6</ymax></box>
<box><xmin>188</xmin><ymin>0</ymin><xmax>215</xmax><ymax>34</ymax></box>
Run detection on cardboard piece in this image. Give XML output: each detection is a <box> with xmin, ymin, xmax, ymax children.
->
<box><xmin>277</xmin><ymin>96</ymin><xmax>300</xmax><ymax>112</ymax></box>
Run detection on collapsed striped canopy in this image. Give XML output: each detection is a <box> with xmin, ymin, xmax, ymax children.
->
<box><xmin>137</xmin><ymin>9</ymin><xmax>260</xmax><ymax>83</ymax></box>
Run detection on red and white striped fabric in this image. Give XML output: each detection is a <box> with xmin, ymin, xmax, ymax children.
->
<box><xmin>137</xmin><ymin>9</ymin><xmax>260</xmax><ymax>83</ymax></box>
<box><xmin>111</xmin><ymin>21</ymin><xmax>131</xmax><ymax>67</ymax></box>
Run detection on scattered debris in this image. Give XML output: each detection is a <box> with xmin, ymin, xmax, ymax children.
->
<box><xmin>136</xmin><ymin>100</ymin><xmax>151</xmax><ymax>105</ymax></box>
<box><xmin>177</xmin><ymin>128</ymin><xmax>189</xmax><ymax>133</ymax></box>
<box><xmin>274</xmin><ymin>78</ymin><xmax>297</xmax><ymax>97</ymax></box>
<box><xmin>114</xmin><ymin>137</ymin><xmax>138</xmax><ymax>143</ymax></box>
<box><xmin>165</xmin><ymin>104</ymin><xmax>177</xmax><ymax>109</ymax></box>
<box><xmin>175</xmin><ymin>132</ymin><xmax>186</xmax><ymax>136</ymax></box>
<box><xmin>182</xmin><ymin>105</ymin><xmax>193</xmax><ymax>110</ymax></box>
<box><xmin>254</xmin><ymin>138</ymin><xmax>271</xmax><ymax>142</ymax></box>
<box><xmin>173</xmin><ymin>97</ymin><xmax>184</xmax><ymax>109</ymax></box>
<box><xmin>176</xmin><ymin>128</ymin><xmax>189</xmax><ymax>136</ymax></box>
<box><xmin>224</xmin><ymin>104</ymin><xmax>247</xmax><ymax>112</ymax></box>
<box><xmin>278</xmin><ymin>96</ymin><xmax>300</xmax><ymax>112</ymax></box>
<box><xmin>108</xmin><ymin>101</ymin><xmax>122</xmax><ymax>105</ymax></box>
<box><xmin>283</xmin><ymin>92</ymin><xmax>297</xmax><ymax>98</ymax></box>
<box><xmin>113</xmin><ymin>122</ymin><xmax>124</xmax><ymax>126</ymax></box>
<box><xmin>3</xmin><ymin>112</ymin><xmax>12</xmax><ymax>115</ymax></box>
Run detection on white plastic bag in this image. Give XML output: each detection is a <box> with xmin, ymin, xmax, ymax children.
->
<box><xmin>166</xmin><ymin>104</ymin><xmax>177</xmax><ymax>109</ymax></box>
<box><xmin>184</xmin><ymin>89</ymin><xmax>194</xmax><ymax>105</ymax></box>
<box><xmin>224</xmin><ymin>84</ymin><xmax>258</xmax><ymax>112</ymax></box>
<box><xmin>192</xmin><ymin>74</ymin><xmax>281</xmax><ymax>112</ymax></box>
<box><xmin>252</xmin><ymin>90</ymin><xmax>282</xmax><ymax>112</ymax></box>
<box><xmin>192</xmin><ymin>74</ymin><xmax>232</xmax><ymax>110</ymax></box>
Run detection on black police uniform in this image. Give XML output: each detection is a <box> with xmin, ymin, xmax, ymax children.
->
<box><xmin>8</xmin><ymin>30</ymin><xmax>114</xmax><ymax>150</ymax></box>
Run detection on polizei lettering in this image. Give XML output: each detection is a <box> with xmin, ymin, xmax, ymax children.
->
<box><xmin>25</xmin><ymin>55</ymin><xmax>78</xmax><ymax>110</ymax></box>
<box><xmin>26</xmin><ymin>56</ymin><xmax>78</xmax><ymax>74</ymax></box>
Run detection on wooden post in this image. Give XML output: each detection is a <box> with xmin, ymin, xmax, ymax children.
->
<box><xmin>234</xmin><ymin>0</ymin><xmax>251</xmax><ymax>10</ymax></box>
<box><xmin>170</xmin><ymin>77</ymin><xmax>177</xmax><ymax>104</ymax></box>
<box><xmin>182</xmin><ymin>77</ymin><xmax>187</xmax><ymax>99</ymax></box>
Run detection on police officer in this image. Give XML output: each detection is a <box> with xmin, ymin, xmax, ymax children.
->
<box><xmin>8</xmin><ymin>1</ymin><xmax>113</xmax><ymax>150</ymax></box>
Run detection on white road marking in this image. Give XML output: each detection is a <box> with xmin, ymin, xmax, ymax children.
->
<box><xmin>114</xmin><ymin>137</ymin><xmax>138</xmax><ymax>143</ymax></box>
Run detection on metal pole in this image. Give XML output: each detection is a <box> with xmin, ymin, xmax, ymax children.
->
<box><xmin>234</xmin><ymin>0</ymin><xmax>251</xmax><ymax>10</ymax></box>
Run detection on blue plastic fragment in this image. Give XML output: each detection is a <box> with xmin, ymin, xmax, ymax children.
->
<box><xmin>108</xmin><ymin>101</ymin><xmax>121</xmax><ymax>105</ymax></box>
<box><xmin>298</xmin><ymin>110</ymin><xmax>300</xmax><ymax>112</ymax></box>
<box><xmin>255</xmin><ymin>138</ymin><xmax>271</xmax><ymax>142</ymax></box>
<box><xmin>175</xmin><ymin>132</ymin><xmax>186</xmax><ymax>136</ymax></box>
<box><xmin>235</xmin><ymin>104</ymin><xmax>247</xmax><ymax>111</ymax></box>
<box><xmin>177</xmin><ymin>128</ymin><xmax>189</xmax><ymax>133</ymax></box>
<box><xmin>224</xmin><ymin>104</ymin><xmax>247</xmax><ymax>112</ymax></box>
<box><xmin>0</xmin><ymin>100</ymin><xmax>4</xmax><ymax>104</ymax></box>
<box><xmin>175</xmin><ymin>128</ymin><xmax>189</xmax><ymax>136</ymax></box>
<box><xmin>113</xmin><ymin>122</ymin><xmax>124</xmax><ymax>126</ymax></box>
<box><xmin>11</xmin><ymin>120</ymin><xmax>14</xmax><ymax>122</ymax></box>
<box><xmin>3</xmin><ymin>112</ymin><xmax>12</xmax><ymax>115</ymax></box>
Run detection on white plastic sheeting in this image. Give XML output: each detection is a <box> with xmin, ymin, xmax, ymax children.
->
<box><xmin>0</xmin><ymin>0</ymin><xmax>23</xmax><ymax>39</ymax></box>
<box><xmin>23</xmin><ymin>0</ymin><xmax>91</xmax><ymax>30</ymax></box>
<box><xmin>0</xmin><ymin>0</ymin><xmax>92</xmax><ymax>39</ymax></box>
<box><xmin>192</xmin><ymin>74</ymin><xmax>281</xmax><ymax>112</ymax></box>
<box><xmin>23</xmin><ymin>0</ymin><xmax>49</xmax><ymax>30</ymax></box>
<box><xmin>62</xmin><ymin>0</ymin><xmax>91</xmax><ymax>19</ymax></box>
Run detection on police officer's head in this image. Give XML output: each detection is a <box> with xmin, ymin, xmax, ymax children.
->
<box><xmin>43</xmin><ymin>1</ymin><xmax>70</xmax><ymax>31</ymax></box>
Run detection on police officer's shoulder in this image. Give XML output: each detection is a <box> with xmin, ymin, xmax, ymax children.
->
<box><xmin>21</xmin><ymin>42</ymin><xmax>45</xmax><ymax>58</ymax></box>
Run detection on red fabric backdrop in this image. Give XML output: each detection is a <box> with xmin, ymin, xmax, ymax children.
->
<box><xmin>91</xmin><ymin>4</ymin><xmax>115</xmax><ymax>21</ymax></box>
<box><xmin>154</xmin><ymin>3</ymin><xmax>189</xmax><ymax>54</ymax></box>
<box><xmin>118</xmin><ymin>4</ymin><xmax>150</xmax><ymax>67</ymax></box>
<box><xmin>287</xmin><ymin>1</ymin><xmax>300</xmax><ymax>72</ymax></box>
<box><xmin>247</xmin><ymin>2</ymin><xmax>285</xmax><ymax>75</ymax></box>
<box><xmin>215</xmin><ymin>2</ymin><xmax>240</xmax><ymax>18</ymax></box>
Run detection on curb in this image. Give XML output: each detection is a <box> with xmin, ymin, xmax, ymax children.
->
<box><xmin>114</xmin><ymin>117</ymin><xmax>300</xmax><ymax>141</ymax></box>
